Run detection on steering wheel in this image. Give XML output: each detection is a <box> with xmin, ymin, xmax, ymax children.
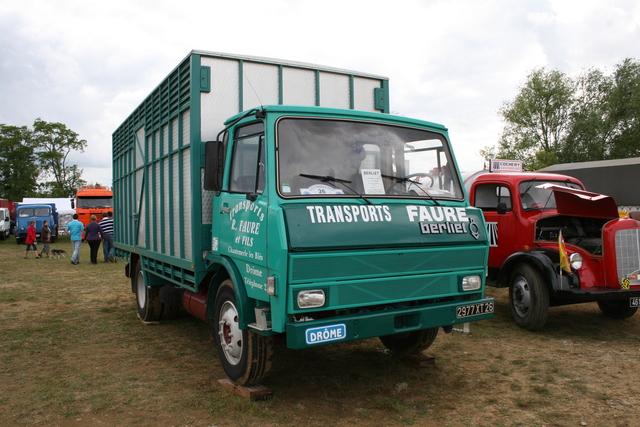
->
<box><xmin>388</xmin><ymin>173</ymin><xmax>434</xmax><ymax>195</ymax></box>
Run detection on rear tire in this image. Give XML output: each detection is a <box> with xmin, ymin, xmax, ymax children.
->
<box><xmin>597</xmin><ymin>300</ymin><xmax>638</xmax><ymax>319</ymax></box>
<box><xmin>134</xmin><ymin>263</ymin><xmax>163</xmax><ymax>321</ymax></box>
<box><xmin>212</xmin><ymin>280</ymin><xmax>273</xmax><ymax>385</ymax></box>
<box><xmin>379</xmin><ymin>328</ymin><xmax>439</xmax><ymax>355</ymax></box>
<box><xmin>509</xmin><ymin>263</ymin><xmax>549</xmax><ymax>331</ymax></box>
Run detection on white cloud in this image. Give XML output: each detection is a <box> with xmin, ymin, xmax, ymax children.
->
<box><xmin>1</xmin><ymin>0</ymin><xmax>639</xmax><ymax>185</ymax></box>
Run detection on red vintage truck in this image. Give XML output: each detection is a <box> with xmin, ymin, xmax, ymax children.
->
<box><xmin>465</xmin><ymin>169</ymin><xmax>640</xmax><ymax>330</ymax></box>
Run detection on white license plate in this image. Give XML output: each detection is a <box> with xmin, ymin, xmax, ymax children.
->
<box><xmin>456</xmin><ymin>301</ymin><xmax>494</xmax><ymax>319</ymax></box>
<box><xmin>631</xmin><ymin>297</ymin><xmax>640</xmax><ymax>307</ymax></box>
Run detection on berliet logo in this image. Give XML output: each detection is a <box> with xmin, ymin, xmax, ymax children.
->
<box><xmin>468</xmin><ymin>218</ymin><xmax>481</xmax><ymax>240</ymax></box>
<box><xmin>406</xmin><ymin>206</ymin><xmax>481</xmax><ymax>240</ymax></box>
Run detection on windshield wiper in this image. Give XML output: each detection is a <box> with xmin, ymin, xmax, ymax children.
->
<box><xmin>381</xmin><ymin>174</ymin><xmax>420</xmax><ymax>185</ymax></box>
<box><xmin>381</xmin><ymin>174</ymin><xmax>440</xmax><ymax>206</ymax></box>
<box><xmin>299</xmin><ymin>174</ymin><xmax>351</xmax><ymax>184</ymax></box>
<box><xmin>299</xmin><ymin>173</ymin><xmax>373</xmax><ymax>205</ymax></box>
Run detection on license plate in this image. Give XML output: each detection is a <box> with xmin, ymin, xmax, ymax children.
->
<box><xmin>631</xmin><ymin>297</ymin><xmax>640</xmax><ymax>307</ymax></box>
<box><xmin>456</xmin><ymin>301</ymin><xmax>494</xmax><ymax>319</ymax></box>
<box><xmin>305</xmin><ymin>324</ymin><xmax>347</xmax><ymax>345</ymax></box>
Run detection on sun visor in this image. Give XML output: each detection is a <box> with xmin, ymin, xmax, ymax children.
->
<box><xmin>537</xmin><ymin>183</ymin><xmax>619</xmax><ymax>219</ymax></box>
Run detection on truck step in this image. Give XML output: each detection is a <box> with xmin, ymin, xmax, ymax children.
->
<box><xmin>217</xmin><ymin>379</ymin><xmax>272</xmax><ymax>401</ymax></box>
<box><xmin>401</xmin><ymin>353</ymin><xmax>436</xmax><ymax>367</ymax></box>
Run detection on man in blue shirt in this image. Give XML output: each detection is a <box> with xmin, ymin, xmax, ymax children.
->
<box><xmin>65</xmin><ymin>214</ymin><xmax>85</xmax><ymax>265</ymax></box>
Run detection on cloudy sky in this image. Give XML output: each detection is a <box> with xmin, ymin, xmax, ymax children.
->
<box><xmin>1</xmin><ymin>0</ymin><xmax>639</xmax><ymax>186</ymax></box>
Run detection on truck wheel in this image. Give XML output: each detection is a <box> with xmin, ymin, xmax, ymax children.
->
<box><xmin>379</xmin><ymin>328</ymin><xmax>439</xmax><ymax>355</ymax></box>
<box><xmin>597</xmin><ymin>300</ymin><xmax>638</xmax><ymax>319</ymax></box>
<box><xmin>509</xmin><ymin>263</ymin><xmax>549</xmax><ymax>331</ymax></box>
<box><xmin>212</xmin><ymin>280</ymin><xmax>273</xmax><ymax>385</ymax></box>
<box><xmin>134</xmin><ymin>263</ymin><xmax>163</xmax><ymax>321</ymax></box>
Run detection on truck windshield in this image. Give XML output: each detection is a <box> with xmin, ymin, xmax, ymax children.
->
<box><xmin>276</xmin><ymin>118</ymin><xmax>462</xmax><ymax>199</ymax></box>
<box><xmin>519</xmin><ymin>180</ymin><xmax>584</xmax><ymax>210</ymax></box>
<box><xmin>18</xmin><ymin>208</ymin><xmax>51</xmax><ymax>217</ymax></box>
<box><xmin>77</xmin><ymin>197</ymin><xmax>113</xmax><ymax>209</ymax></box>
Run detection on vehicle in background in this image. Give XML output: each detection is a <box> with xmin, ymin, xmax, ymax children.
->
<box><xmin>0</xmin><ymin>199</ymin><xmax>17</xmax><ymax>236</ymax></box>
<box><xmin>15</xmin><ymin>203</ymin><xmax>58</xmax><ymax>245</ymax></box>
<box><xmin>0</xmin><ymin>207</ymin><xmax>9</xmax><ymax>240</ymax></box>
<box><xmin>539</xmin><ymin>157</ymin><xmax>640</xmax><ymax>215</ymax></box>
<box><xmin>74</xmin><ymin>185</ymin><xmax>113</xmax><ymax>226</ymax></box>
<box><xmin>465</xmin><ymin>164</ymin><xmax>640</xmax><ymax>331</ymax></box>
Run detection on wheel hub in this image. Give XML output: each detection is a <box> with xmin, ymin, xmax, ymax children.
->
<box><xmin>218</xmin><ymin>301</ymin><xmax>243</xmax><ymax>365</ymax></box>
<box><xmin>513</xmin><ymin>275</ymin><xmax>531</xmax><ymax>317</ymax></box>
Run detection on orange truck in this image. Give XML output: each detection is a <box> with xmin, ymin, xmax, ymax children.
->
<box><xmin>74</xmin><ymin>185</ymin><xmax>113</xmax><ymax>226</ymax></box>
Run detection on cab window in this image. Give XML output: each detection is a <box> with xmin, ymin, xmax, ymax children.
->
<box><xmin>229</xmin><ymin>123</ymin><xmax>265</xmax><ymax>194</ymax></box>
<box><xmin>475</xmin><ymin>184</ymin><xmax>512</xmax><ymax>211</ymax></box>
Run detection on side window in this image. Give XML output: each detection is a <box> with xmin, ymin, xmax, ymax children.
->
<box><xmin>229</xmin><ymin>123</ymin><xmax>265</xmax><ymax>194</ymax></box>
<box><xmin>475</xmin><ymin>184</ymin><xmax>512</xmax><ymax>211</ymax></box>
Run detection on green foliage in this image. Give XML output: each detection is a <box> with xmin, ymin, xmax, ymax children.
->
<box><xmin>0</xmin><ymin>119</ymin><xmax>87</xmax><ymax>200</ymax></box>
<box><xmin>32</xmin><ymin>118</ymin><xmax>87</xmax><ymax>197</ymax></box>
<box><xmin>483</xmin><ymin>58</ymin><xmax>640</xmax><ymax>170</ymax></box>
<box><xmin>0</xmin><ymin>124</ymin><xmax>39</xmax><ymax>200</ymax></box>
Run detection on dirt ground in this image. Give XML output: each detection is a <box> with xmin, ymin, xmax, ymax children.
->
<box><xmin>1</xmin><ymin>238</ymin><xmax>640</xmax><ymax>426</ymax></box>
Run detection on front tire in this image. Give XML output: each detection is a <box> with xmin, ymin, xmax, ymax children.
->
<box><xmin>597</xmin><ymin>300</ymin><xmax>638</xmax><ymax>319</ymax></box>
<box><xmin>509</xmin><ymin>263</ymin><xmax>549</xmax><ymax>331</ymax></box>
<box><xmin>379</xmin><ymin>328</ymin><xmax>439</xmax><ymax>355</ymax></box>
<box><xmin>212</xmin><ymin>280</ymin><xmax>273</xmax><ymax>385</ymax></box>
<box><xmin>134</xmin><ymin>263</ymin><xmax>163</xmax><ymax>321</ymax></box>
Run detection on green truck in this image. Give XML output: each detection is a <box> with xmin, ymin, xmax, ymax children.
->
<box><xmin>112</xmin><ymin>50</ymin><xmax>494</xmax><ymax>385</ymax></box>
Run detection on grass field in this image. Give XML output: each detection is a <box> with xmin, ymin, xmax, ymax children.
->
<box><xmin>1</xmin><ymin>235</ymin><xmax>640</xmax><ymax>426</ymax></box>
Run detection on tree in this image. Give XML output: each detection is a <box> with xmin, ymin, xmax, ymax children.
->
<box><xmin>483</xmin><ymin>58</ymin><xmax>640</xmax><ymax>170</ymax></box>
<box><xmin>561</xmin><ymin>68</ymin><xmax>613</xmax><ymax>163</ymax></box>
<box><xmin>0</xmin><ymin>124</ymin><xmax>39</xmax><ymax>201</ymax></box>
<box><xmin>482</xmin><ymin>68</ymin><xmax>575</xmax><ymax>170</ymax></box>
<box><xmin>32</xmin><ymin>118</ymin><xmax>87</xmax><ymax>197</ymax></box>
<box><xmin>606</xmin><ymin>58</ymin><xmax>640</xmax><ymax>159</ymax></box>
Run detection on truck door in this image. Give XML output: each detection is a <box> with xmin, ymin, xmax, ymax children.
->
<box><xmin>473</xmin><ymin>183</ymin><xmax>516</xmax><ymax>268</ymax></box>
<box><xmin>214</xmin><ymin>122</ymin><xmax>269</xmax><ymax>299</ymax></box>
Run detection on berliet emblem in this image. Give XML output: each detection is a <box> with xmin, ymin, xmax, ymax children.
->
<box><xmin>469</xmin><ymin>218</ymin><xmax>480</xmax><ymax>240</ymax></box>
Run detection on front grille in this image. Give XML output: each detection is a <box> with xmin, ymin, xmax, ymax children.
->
<box><xmin>615</xmin><ymin>228</ymin><xmax>640</xmax><ymax>285</ymax></box>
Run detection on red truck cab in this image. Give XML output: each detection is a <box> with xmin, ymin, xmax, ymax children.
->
<box><xmin>466</xmin><ymin>170</ymin><xmax>640</xmax><ymax>330</ymax></box>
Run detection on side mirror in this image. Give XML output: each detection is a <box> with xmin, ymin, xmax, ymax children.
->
<box><xmin>204</xmin><ymin>141</ymin><xmax>225</xmax><ymax>191</ymax></box>
<box><xmin>497</xmin><ymin>202</ymin><xmax>508</xmax><ymax>215</ymax></box>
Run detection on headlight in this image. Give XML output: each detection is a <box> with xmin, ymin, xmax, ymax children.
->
<box><xmin>297</xmin><ymin>290</ymin><xmax>325</xmax><ymax>308</ymax></box>
<box><xmin>462</xmin><ymin>275</ymin><xmax>481</xmax><ymax>291</ymax></box>
<box><xmin>569</xmin><ymin>253</ymin><xmax>583</xmax><ymax>270</ymax></box>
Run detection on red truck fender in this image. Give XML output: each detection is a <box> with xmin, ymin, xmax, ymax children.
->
<box><xmin>496</xmin><ymin>249</ymin><xmax>562</xmax><ymax>293</ymax></box>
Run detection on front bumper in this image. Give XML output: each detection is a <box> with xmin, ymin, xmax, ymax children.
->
<box><xmin>285</xmin><ymin>296</ymin><xmax>494</xmax><ymax>349</ymax></box>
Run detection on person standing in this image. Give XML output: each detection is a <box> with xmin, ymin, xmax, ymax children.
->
<box><xmin>39</xmin><ymin>220</ymin><xmax>51</xmax><ymax>259</ymax></box>
<box><xmin>100</xmin><ymin>211</ymin><xmax>115</xmax><ymax>262</ymax></box>
<box><xmin>66</xmin><ymin>214</ymin><xmax>84</xmax><ymax>265</ymax></box>
<box><xmin>85</xmin><ymin>215</ymin><xmax>103</xmax><ymax>265</ymax></box>
<box><xmin>24</xmin><ymin>220</ymin><xmax>40</xmax><ymax>259</ymax></box>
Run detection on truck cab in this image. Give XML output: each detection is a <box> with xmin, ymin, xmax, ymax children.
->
<box><xmin>466</xmin><ymin>170</ymin><xmax>640</xmax><ymax>330</ymax></box>
<box><xmin>74</xmin><ymin>185</ymin><xmax>113</xmax><ymax>226</ymax></box>
<box><xmin>15</xmin><ymin>203</ymin><xmax>58</xmax><ymax>245</ymax></box>
<box><xmin>113</xmin><ymin>50</ymin><xmax>495</xmax><ymax>386</ymax></box>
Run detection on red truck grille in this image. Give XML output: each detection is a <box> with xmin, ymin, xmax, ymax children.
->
<box><xmin>616</xmin><ymin>229</ymin><xmax>640</xmax><ymax>287</ymax></box>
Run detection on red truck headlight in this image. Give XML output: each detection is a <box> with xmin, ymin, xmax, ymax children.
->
<box><xmin>569</xmin><ymin>253</ymin><xmax>583</xmax><ymax>270</ymax></box>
